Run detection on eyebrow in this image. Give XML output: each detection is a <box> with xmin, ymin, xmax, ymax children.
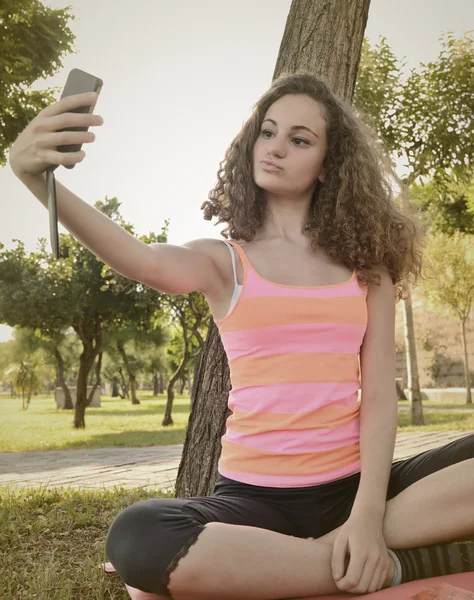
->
<box><xmin>262</xmin><ymin>118</ymin><xmax>319</xmax><ymax>139</ymax></box>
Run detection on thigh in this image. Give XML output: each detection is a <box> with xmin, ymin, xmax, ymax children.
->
<box><xmin>105</xmin><ymin>491</ymin><xmax>296</xmax><ymax>596</ymax></box>
<box><xmin>387</xmin><ymin>433</ymin><xmax>474</xmax><ymax>500</ymax></box>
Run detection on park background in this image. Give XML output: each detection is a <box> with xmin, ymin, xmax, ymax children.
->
<box><xmin>1</xmin><ymin>1</ymin><xmax>474</xmax><ymax>598</ymax></box>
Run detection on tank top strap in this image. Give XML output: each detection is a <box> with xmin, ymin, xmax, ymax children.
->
<box><xmin>226</xmin><ymin>240</ymin><xmax>253</xmax><ymax>271</ymax></box>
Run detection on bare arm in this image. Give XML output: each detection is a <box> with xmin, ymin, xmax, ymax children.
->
<box><xmin>9</xmin><ymin>91</ymin><xmax>220</xmax><ymax>295</ymax></box>
<box><xmin>15</xmin><ymin>172</ymin><xmax>151</xmax><ymax>282</ymax></box>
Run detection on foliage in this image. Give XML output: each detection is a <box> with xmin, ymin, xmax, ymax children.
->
<box><xmin>419</xmin><ymin>231</ymin><xmax>474</xmax><ymax>323</ymax></box>
<box><xmin>0</xmin><ymin>0</ymin><xmax>76</xmax><ymax>165</ymax></box>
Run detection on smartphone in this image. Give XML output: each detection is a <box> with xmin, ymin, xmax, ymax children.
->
<box><xmin>48</xmin><ymin>68</ymin><xmax>103</xmax><ymax>259</ymax></box>
<box><xmin>56</xmin><ymin>68</ymin><xmax>103</xmax><ymax>167</ymax></box>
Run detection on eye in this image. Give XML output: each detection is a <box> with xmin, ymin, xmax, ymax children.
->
<box><xmin>260</xmin><ymin>130</ymin><xmax>309</xmax><ymax>146</ymax></box>
<box><xmin>293</xmin><ymin>137</ymin><xmax>309</xmax><ymax>146</ymax></box>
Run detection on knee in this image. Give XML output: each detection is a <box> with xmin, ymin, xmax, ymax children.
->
<box><xmin>105</xmin><ymin>499</ymin><xmax>173</xmax><ymax>596</ymax></box>
<box><xmin>457</xmin><ymin>434</ymin><xmax>474</xmax><ymax>460</ymax></box>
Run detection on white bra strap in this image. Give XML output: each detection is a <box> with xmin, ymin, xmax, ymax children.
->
<box><xmin>223</xmin><ymin>240</ymin><xmax>239</xmax><ymax>288</ymax></box>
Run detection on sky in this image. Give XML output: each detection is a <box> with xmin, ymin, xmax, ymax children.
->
<box><xmin>1</xmin><ymin>0</ymin><xmax>473</xmax><ymax>343</ymax></box>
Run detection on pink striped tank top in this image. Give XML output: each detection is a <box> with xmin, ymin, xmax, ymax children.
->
<box><xmin>213</xmin><ymin>239</ymin><xmax>369</xmax><ymax>488</ymax></box>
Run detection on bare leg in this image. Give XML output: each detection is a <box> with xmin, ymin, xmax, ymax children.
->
<box><xmin>317</xmin><ymin>458</ymin><xmax>474</xmax><ymax>548</ymax></box>
<box><xmin>167</xmin><ymin>522</ymin><xmax>395</xmax><ymax>600</ymax></box>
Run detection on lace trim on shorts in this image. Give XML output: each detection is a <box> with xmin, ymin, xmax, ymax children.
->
<box><xmin>163</xmin><ymin>529</ymin><xmax>203</xmax><ymax>598</ymax></box>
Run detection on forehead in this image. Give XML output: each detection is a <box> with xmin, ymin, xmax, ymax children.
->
<box><xmin>264</xmin><ymin>94</ymin><xmax>327</xmax><ymax>129</ymax></box>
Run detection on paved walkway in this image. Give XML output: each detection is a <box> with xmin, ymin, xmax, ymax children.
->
<box><xmin>1</xmin><ymin>430</ymin><xmax>472</xmax><ymax>493</ymax></box>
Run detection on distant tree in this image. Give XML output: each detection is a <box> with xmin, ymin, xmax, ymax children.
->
<box><xmin>419</xmin><ymin>231</ymin><xmax>474</xmax><ymax>404</ymax></box>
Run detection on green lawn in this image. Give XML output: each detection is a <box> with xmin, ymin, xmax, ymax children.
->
<box><xmin>1</xmin><ymin>392</ymin><xmax>474</xmax><ymax>453</ymax></box>
<box><xmin>0</xmin><ymin>392</ymin><xmax>190</xmax><ymax>453</ymax></box>
<box><xmin>0</xmin><ymin>485</ymin><xmax>171</xmax><ymax>599</ymax></box>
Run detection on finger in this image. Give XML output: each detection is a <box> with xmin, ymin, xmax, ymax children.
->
<box><xmin>39</xmin><ymin>130</ymin><xmax>96</xmax><ymax>148</ymax></box>
<box><xmin>338</xmin><ymin>553</ymin><xmax>366</xmax><ymax>591</ymax></box>
<box><xmin>46</xmin><ymin>111</ymin><xmax>104</xmax><ymax>133</ymax></box>
<box><xmin>365</xmin><ymin>563</ymin><xmax>383</xmax><ymax>594</ymax></box>
<box><xmin>377</xmin><ymin>566</ymin><xmax>389</xmax><ymax>592</ymax></box>
<box><xmin>331</xmin><ymin>538</ymin><xmax>348</xmax><ymax>581</ymax></box>
<box><xmin>43</xmin><ymin>149</ymin><xmax>86</xmax><ymax>168</ymax></box>
<box><xmin>41</xmin><ymin>92</ymin><xmax>99</xmax><ymax>117</ymax></box>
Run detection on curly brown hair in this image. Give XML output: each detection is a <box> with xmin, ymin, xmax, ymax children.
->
<box><xmin>201</xmin><ymin>71</ymin><xmax>427</xmax><ymax>302</ymax></box>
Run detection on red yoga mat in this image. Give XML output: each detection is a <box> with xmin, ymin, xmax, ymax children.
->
<box><xmin>99</xmin><ymin>562</ymin><xmax>474</xmax><ymax>600</ymax></box>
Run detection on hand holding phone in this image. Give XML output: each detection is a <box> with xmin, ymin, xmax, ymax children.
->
<box><xmin>9</xmin><ymin>68</ymin><xmax>104</xmax><ymax>259</ymax></box>
<box><xmin>48</xmin><ymin>69</ymin><xmax>103</xmax><ymax>258</ymax></box>
<box><xmin>55</xmin><ymin>68</ymin><xmax>103</xmax><ymax>169</ymax></box>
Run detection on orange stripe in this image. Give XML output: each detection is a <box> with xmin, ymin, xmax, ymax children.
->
<box><xmin>230</xmin><ymin>352</ymin><xmax>359</xmax><ymax>388</ymax></box>
<box><xmin>227</xmin><ymin>403</ymin><xmax>360</xmax><ymax>434</ymax></box>
<box><xmin>217</xmin><ymin>295</ymin><xmax>367</xmax><ymax>333</ymax></box>
<box><xmin>219</xmin><ymin>438</ymin><xmax>360</xmax><ymax>476</ymax></box>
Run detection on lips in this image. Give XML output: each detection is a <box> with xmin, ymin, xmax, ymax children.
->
<box><xmin>260</xmin><ymin>160</ymin><xmax>283</xmax><ymax>171</ymax></box>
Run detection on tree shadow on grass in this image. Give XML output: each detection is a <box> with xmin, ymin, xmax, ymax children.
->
<box><xmin>90</xmin><ymin>403</ymin><xmax>190</xmax><ymax>416</ymax></box>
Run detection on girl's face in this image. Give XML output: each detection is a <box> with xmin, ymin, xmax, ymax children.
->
<box><xmin>252</xmin><ymin>94</ymin><xmax>328</xmax><ymax>196</ymax></box>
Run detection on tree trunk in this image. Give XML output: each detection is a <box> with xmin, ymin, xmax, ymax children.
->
<box><xmin>460</xmin><ymin>317</ymin><xmax>473</xmax><ymax>404</ymax></box>
<box><xmin>55</xmin><ymin>348</ymin><xmax>73</xmax><ymax>409</ymax></box>
<box><xmin>111</xmin><ymin>376</ymin><xmax>119</xmax><ymax>397</ymax></box>
<box><xmin>153</xmin><ymin>374</ymin><xmax>160</xmax><ymax>396</ymax></box>
<box><xmin>191</xmin><ymin>352</ymin><xmax>202</xmax><ymax>402</ymax></box>
<box><xmin>117</xmin><ymin>340</ymin><xmax>140</xmax><ymax>404</ymax></box>
<box><xmin>117</xmin><ymin>366</ymin><xmax>129</xmax><ymax>398</ymax></box>
<box><xmin>175</xmin><ymin>0</ymin><xmax>371</xmax><ymax>498</ymax></box>
<box><xmin>399</xmin><ymin>190</ymin><xmax>424</xmax><ymax>425</ymax></box>
<box><xmin>73</xmin><ymin>328</ymin><xmax>102</xmax><ymax>428</ymax></box>
<box><xmin>87</xmin><ymin>350</ymin><xmax>103</xmax><ymax>407</ymax></box>
<box><xmin>272</xmin><ymin>0</ymin><xmax>370</xmax><ymax>99</ymax></box>
<box><xmin>162</xmin><ymin>354</ymin><xmax>190</xmax><ymax>426</ymax></box>
<box><xmin>402</xmin><ymin>289</ymin><xmax>424</xmax><ymax>425</ymax></box>
<box><xmin>160</xmin><ymin>372</ymin><xmax>164</xmax><ymax>394</ymax></box>
<box><xmin>175</xmin><ymin>320</ymin><xmax>232</xmax><ymax>496</ymax></box>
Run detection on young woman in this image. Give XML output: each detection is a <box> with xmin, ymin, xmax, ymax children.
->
<box><xmin>9</xmin><ymin>72</ymin><xmax>474</xmax><ymax>600</ymax></box>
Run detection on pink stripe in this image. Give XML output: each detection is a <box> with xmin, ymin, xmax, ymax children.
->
<box><xmin>223</xmin><ymin>417</ymin><xmax>360</xmax><ymax>454</ymax></box>
<box><xmin>242</xmin><ymin>269</ymin><xmax>364</xmax><ymax>298</ymax></box>
<box><xmin>218</xmin><ymin>460</ymin><xmax>361</xmax><ymax>488</ymax></box>
<box><xmin>227</xmin><ymin>382</ymin><xmax>360</xmax><ymax>413</ymax></box>
<box><xmin>221</xmin><ymin>322</ymin><xmax>366</xmax><ymax>360</ymax></box>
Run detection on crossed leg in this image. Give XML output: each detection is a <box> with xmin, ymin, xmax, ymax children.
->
<box><xmin>109</xmin><ymin>435</ymin><xmax>474</xmax><ymax>599</ymax></box>
<box><xmin>168</xmin><ymin>435</ymin><xmax>474</xmax><ymax>599</ymax></box>
<box><xmin>317</xmin><ymin>442</ymin><xmax>474</xmax><ymax>549</ymax></box>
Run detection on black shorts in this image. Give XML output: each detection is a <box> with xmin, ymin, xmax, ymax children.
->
<box><xmin>105</xmin><ymin>433</ymin><xmax>474</xmax><ymax>597</ymax></box>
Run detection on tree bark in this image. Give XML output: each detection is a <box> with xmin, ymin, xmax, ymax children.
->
<box><xmin>73</xmin><ymin>325</ymin><xmax>102</xmax><ymax>429</ymax></box>
<box><xmin>460</xmin><ymin>318</ymin><xmax>473</xmax><ymax>404</ymax></box>
<box><xmin>175</xmin><ymin>320</ymin><xmax>232</xmax><ymax>496</ymax></box>
<box><xmin>402</xmin><ymin>287</ymin><xmax>424</xmax><ymax>425</ymax></box>
<box><xmin>273</xmin><ymin>0</ymin><xmax>370</xmax><ymax>99</ymax></box>
<box><xmin>117</xmin><ymin>340</ymin><xmax>140</xmax><ymax>404</ymax></box>
<box><xmin>111</xmin><ymin>376</ymin><xmax>119</xmax><ymax>397</ymax></box>
<box><xmin>175</xmin><ymin>0</ymin><xmax>371</xmax><ymax>498</ymax></box>
<box><xmin>399</xmin><ymin>188</ymin><xmax>425</xmax><ymax>425</ymax></box>
<box><xmin>87</xmin><ymin>350</ymin><xmax>103</xmax><ymax>407</ymax></box>
<box><xmin>54</xmin><ymin>348</ymin><xmax>73</xmax><ymax>409</ymax></box>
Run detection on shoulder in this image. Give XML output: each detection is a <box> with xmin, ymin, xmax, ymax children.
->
<box><xmin>182</xmin><ymin>237</ymin><xmax>234</xmax><ymax>279</ymax></box>
<box><xmin>365</xmin><ymin>264</ymin><xmax>395</xmax><ymax>324</ymax></box>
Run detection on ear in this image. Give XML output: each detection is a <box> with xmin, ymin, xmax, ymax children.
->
<box><xmin>318</xmin><ymin>169</ymin><xmax>326</xmax><ymax>183</ymax></box>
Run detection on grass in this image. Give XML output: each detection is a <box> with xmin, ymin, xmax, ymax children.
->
<box><xmin>0</xmin><ymin>484</ymin><xmax>172</xmax><ymax>599</ymax></box>
<box><xmin>398</xmin><ymin>410</ymin><xmax>474</xmax><ymax>431</ymax></box>
<box><xmin>1</xmin><ymin>393</ymin><xmax>473</xmax><ymax>598</ymax></box>
<box><xmin>397</xmin><ymin>401</ymin><xmax>474</xmax><ymax>409</ymax></box>
<box><xmin>0</xmin><ymin>392</ymin><xmax>190</xmax><ymax>453</ymax></box>
<box><xmin>1</xmin><ymin>392</ymin><xmax>474</xmax><ymax>453</ymax></box>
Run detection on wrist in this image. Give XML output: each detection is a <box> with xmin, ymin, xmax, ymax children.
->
<box><xmin>350</xmin><ymin>499</ymin><xmax>386</xmax><ymax>521</ymax></box>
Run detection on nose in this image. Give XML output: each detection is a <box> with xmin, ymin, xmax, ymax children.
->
<box><xmin>266</xmin><ymin>135</ymin><xmax>286</xmax><ymax>158</ymax></box>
